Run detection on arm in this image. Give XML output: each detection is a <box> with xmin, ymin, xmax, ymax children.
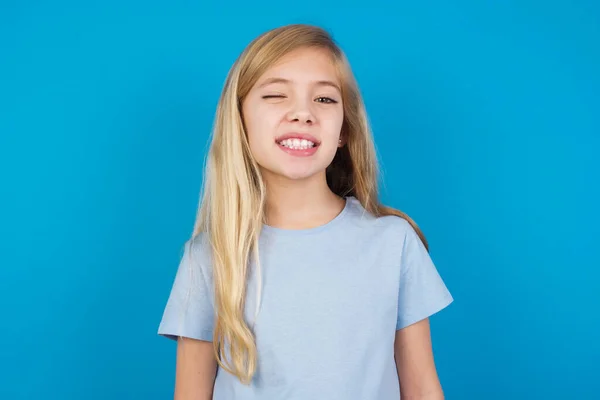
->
<box><xmin>174</xmin><ymin>337</ymin><xmax>217</xmax><ymax>400</ymax></box>
<box><xmin>394</xmin><ymin>318</ymin><xmax>444</xmax><ymax>400</ymax></box>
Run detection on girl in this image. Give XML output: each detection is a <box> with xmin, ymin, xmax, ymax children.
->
<box><xmin>158</xmin><ymin>24</ymin><xmax>453</xmax><ymax>399</ymax></box>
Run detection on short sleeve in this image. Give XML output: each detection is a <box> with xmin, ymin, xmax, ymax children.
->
<box><xmin>157</xmin><ymin>239</ymin><xmax>215</xmax><ymax>341</ymax></box>
<box><xmin>396</xmin><ymin>224</ymin><xmax>454</xmax><ymax>330</ymax></box>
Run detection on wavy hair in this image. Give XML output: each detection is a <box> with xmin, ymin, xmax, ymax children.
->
<box><xmin>191</xmin><ymin>23</ymin><xmax>429</xmax><ymax>384</ymax></box>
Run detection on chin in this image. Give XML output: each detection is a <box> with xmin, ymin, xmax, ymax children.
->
<box><xmin>282</xmin><ymin>172</ymin><xmax>316</xmax><ymax>181</ymax></box>
<box><xmin>265</xmin><ymin>165</ymin><xmax>323</xmax><ymax>181</ymax></box>
<box><xmin>278</xmin><ymin>169</ymin><xmax>316</xmax><ymax>181</ymax></box>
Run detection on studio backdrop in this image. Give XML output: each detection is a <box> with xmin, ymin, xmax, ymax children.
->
<box><xmin>1</xmin><ymin>1</ymin><xmax>598</xmax><ymax>399</ymax></box>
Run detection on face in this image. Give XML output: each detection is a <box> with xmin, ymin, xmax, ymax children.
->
<box><xmin>241</xmin><ymin>47</ymin><xmax>344</xmax><ymax>182</ymax></box>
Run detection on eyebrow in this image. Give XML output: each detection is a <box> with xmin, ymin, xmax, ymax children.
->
<box><xmin>257</xmin><ymin>77</ymin><xmax>341</xmax><ymax>93</ymax></box>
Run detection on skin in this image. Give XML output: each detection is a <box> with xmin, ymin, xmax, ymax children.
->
<box><xmin>241</xmin><ymin>46</ymin><xmax>346</xmax><ymax>229</ymax></box>
<box><xmin>173</xmin><ymin>46</ymin><xmax>444</xmax><ymax>399</ymax></box>
<box><xmin>174</xmin><ymin>337</ymin><xmax>216</xmax><ymax>400</ymax></box>
<box><xmin>395</xmin><ymin>318</ymin><xmax>445</xmax><ymax>399</ymax></box>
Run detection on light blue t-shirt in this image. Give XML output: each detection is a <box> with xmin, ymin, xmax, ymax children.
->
<box><xmin>158</xmin><ymin>196</ymin><xmax>453</xmax><ymax>399</ymax></box>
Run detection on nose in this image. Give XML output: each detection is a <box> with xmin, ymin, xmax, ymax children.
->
<box><xmin>286</xmin><ymin>99</ymin><xmax>315</xmax><ymax>125</ymax></box>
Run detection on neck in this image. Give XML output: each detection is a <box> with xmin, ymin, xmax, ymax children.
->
<box><xmin>262</xmin><ymin>170</ymin><xmax>345</xmax><ymax>230</ymax></box>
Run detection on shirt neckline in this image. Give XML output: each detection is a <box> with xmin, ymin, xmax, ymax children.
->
<box><xmin>261</xmin><ymin>196</ymin><xmax>354</xmax><ymax>237</ymax></box>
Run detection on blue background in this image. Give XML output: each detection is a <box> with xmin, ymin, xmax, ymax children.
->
<box><xmin>1</xmin><ymin>1</ymin><xmax>599</xmax><ymax>399</ymax></box>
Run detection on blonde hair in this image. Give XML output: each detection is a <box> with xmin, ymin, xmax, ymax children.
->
<box><xmin>191</xmin><ymin>23</ymin><xmax>429</xmax><ymax>384</ymax></box>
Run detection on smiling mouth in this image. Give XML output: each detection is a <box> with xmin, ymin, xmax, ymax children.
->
<box><xmin>277</xmin><ymin>138</ymin><xmax>318</xmax><ymax>150</ymax></box>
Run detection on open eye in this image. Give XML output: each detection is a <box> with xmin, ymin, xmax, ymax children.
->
<box><xmin>315</xmin><ymin>97</ymin><xmax>338</xmax><ymax>104</ymax></box>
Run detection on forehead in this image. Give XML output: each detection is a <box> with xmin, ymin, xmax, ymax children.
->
<box><xmin>257</xmin><ymin>47</ymin><xmax>340</xmax><ymax>85</ymax></box>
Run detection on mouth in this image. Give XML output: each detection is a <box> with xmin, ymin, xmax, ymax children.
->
<box><xmin>277</xmin><ymin>138</ymin><xmax>318</xmax><ymax>150</ymax></box>
<box><xmin>275</xmin><ymin>134</ymin><xmax>320</xmax><ymax>157</ymax></box>
<box><xmin>275</xmin><ymin>133</ymin><xmax>320</xmax><ymax>150</ymax></box>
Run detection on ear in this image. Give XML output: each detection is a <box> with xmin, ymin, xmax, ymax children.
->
<box><xmin>338</xmin><ymin>134</ymin><xmax>347</xmax><ymax>148</ymax></box>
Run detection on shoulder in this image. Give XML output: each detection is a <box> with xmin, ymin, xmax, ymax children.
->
<box><xmin>187</xmin><ymin>231</ymin><xmax>211</xmax><ymax>253</ymax></box>
<box><xmin>345</xmin><ymin>197</ymin><xmax>417</xmax><ymax>244</ymax></box>
<box><xmin>181</xmin><ymin>231</ymin><xmax>214</xmax><ymax>274</ymax></box>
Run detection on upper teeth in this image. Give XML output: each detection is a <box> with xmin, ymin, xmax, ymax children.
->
<box><xmin>279</xmin><ymin>138</ymin><xmax>315</xmax><ymax>149</ymax></box>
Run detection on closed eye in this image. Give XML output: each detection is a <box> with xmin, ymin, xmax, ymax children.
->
<box><xmin>262</xmin><ymin>95</ymin><xmax>286</xmax><ymax>99</ymax></box>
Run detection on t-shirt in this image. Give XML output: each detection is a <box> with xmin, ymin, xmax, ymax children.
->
<box><xmin>158</xmin><ymin>196</ymin><xmax>453</xmax><ymax>399</ymax></box>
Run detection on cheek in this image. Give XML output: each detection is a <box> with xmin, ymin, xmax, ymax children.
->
<box><xmin>245</xmin><ymin>104</ymin><xmax>278</xmax><ymax>142</ymax></box>
<box><xmin>243</xmin><ymin>106</ymin><xmax>279</xmax><ymax>162</ymax></box>
<box><xmin>243</xmin><ymin>107</ymin><xmax>262</xmax><ymax>149</ymax></box>
<box><xmin>320</xmin><ymin>108</ymin><xmax>344</xmax><ymax>138</ymax></box>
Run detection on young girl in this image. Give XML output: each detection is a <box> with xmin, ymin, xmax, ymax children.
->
<box><xmin>158</xmin><ymin>24</ymin><xmax>453</xmax><ymax>399</ymax></box>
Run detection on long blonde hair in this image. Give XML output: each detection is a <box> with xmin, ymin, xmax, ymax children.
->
<box><xmin>191</xmin><ymin>23</ymin><xmax>429</xmax><ymax>384</ymax></box>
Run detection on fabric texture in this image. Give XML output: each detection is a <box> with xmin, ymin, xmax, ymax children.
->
<box><xmin>158</xmin><ymin>196</ymin><xmax>453</xmax><ymax>399</ymax></box>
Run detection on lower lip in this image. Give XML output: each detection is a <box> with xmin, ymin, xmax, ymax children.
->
<box><xmin>277</xmin><ymin>143</ymin><xmax>319</xmax><ymax>157</ymax></box>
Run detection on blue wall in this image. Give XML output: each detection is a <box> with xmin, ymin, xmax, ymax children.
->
<box><xmin>1</xmin><ymin>1</ymin><xmax>598</xmax><ymax>399</ymax></box>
